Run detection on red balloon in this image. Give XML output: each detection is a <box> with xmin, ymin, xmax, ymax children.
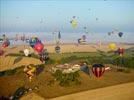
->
<box><xmin>92</xmin><ymin>64</ymin><xmax>105</xmax><ymax>78</ymax></box>
<box><xmin>118</xmin><ymin>48</ymin><xmax>124</xmax><ymax>56</ymax></box>
<box><xmin>34</xmin><ymin>42</ymin><xmax>44</xmax><ymax>53</ymax></box>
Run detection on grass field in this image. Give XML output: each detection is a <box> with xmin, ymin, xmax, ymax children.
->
<box><xmin>0</xmin><ymin>47</ymin><xmax>134</xmax><ymax>99</ymax></box>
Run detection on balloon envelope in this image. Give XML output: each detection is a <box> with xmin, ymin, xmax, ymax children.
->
<box><xmin>55</xmin><ymin>46</ymin><xmax>60</xmax><ymax>53</ymax></box>
<box><xmin>58</xmin><ymin>31</ymin><xmax>61</xmax><ymax>39</ymax></box>
<box><xmin>109</xmin><ymin>43</ymin><xmax>117</xmax><ymax>50</ymax></box>
<box><xmin>118</xmin><ymin>48</ymin><xmax>124</xmax><ymax>56</ymax></box>
<box><xmin>24</xmin><ymin>49</ymin><xmax>30</xmax><ymax>56</ymax></box>
<box><xmin>39</xmin><ymin>49</ymin><xmax>49</xmax><ymax>62</ymax></box>
<box><xmin>108</xmin><ymin>32</ymin><xmax>111</xmax><ymax>35</ymax></box>
<box><xmin>71</xmin><ymin>19</ymin><xmax>78</xmax><ymax>28</ymax></box>
<box><xmin>80</xmin><ymin>65</ymin><xmax>90</xmax><ymax>75</ymax></box>
<box><xmin>92</xmin><ymin>64</ymin><xmax>105</xmax><ymax>78</ymax></box>
<box><xmin>82</xmin><ymin>35</ymin><xmax>86</xmax><ymax>40</ymax></box>
<box><xmin>29</xmin><ymin>37</ymin><xmax>41</xmax><ymax>48</ymax></box>
<box><xmin>118</xmin><ymin>32</ymin><xmax>123</xmax><ymax>37</ymax></box>
<box><xmin>34</xmin><ymin>42</ymin><xmax>44</xmax><ymax>53</ymax></box>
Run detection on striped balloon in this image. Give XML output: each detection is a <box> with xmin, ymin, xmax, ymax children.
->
<box><xmin>92</xmin><ymin>64</ymin><xmax>105</xmax><ymax>78</ymax></box>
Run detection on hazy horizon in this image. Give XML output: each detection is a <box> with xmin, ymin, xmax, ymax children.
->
<box><xmin>0</xmin><ymin>0</ymin><xmax>134</xmax><ymax>43</ymax></box>
<box><xmin>0</xmin><ymin>32</ymin><xmax>134</xmax><ymax>44</ymax></box>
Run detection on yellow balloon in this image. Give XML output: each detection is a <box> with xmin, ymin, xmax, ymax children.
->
<box><xmin>71</xmin><ymin>20</ymin><xmax>78</xmax><ymax>28</ymax></box>
<box><xmin>109</xmin><ymin>43</ymin><xmax>117</xmax><ymax>50</ymax></box>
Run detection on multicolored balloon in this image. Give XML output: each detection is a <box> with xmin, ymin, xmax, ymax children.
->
<box><xmin>92</xmin><ymin>64</ymin><xmax>105</xmax><ymax>78</ymax></box>
<box><xmin>29</xmin><ymin>37</ymin><xmax>41</xmax><ymax>48</ymax></box>
<box><xmin>39</xmin><ymin>49</ymin><xmax>49</xmax><ymax>62</ymax></box>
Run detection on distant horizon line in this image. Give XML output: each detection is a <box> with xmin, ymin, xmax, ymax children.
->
<box><xmin>0</xmin><ymin>31</ymin><xmax>133</xmax><ymax>33</ymax></box>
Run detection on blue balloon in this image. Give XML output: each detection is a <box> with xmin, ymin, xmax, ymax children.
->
<box><xmin>80</xmin><ymin>65</ymin><xmax>90</xmax><ymax>75</ymax></box>
<box><xmin>118</xmin><ymin>32</ymin><xmax>123</xmax><ymax>37</ymax></box>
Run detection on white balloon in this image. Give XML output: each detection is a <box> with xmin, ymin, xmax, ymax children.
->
<box><xmin>24</xmin><ymin>49</ymin><xmax>30</xmax><ymax>56</ymax></box>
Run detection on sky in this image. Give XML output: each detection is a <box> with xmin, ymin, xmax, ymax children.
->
<box><xmin>0</xmin><ymin>0</ymin><xmax>134</xmax><ymax>43</ymax></box>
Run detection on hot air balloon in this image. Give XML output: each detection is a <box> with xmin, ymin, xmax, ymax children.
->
<box><xmin>117</xmin><ymin>47</ymin><xmax>124</xmax><ymax>56</ymax></box>
<box><xmin>39</xmin><ymin>49</ymin><xmax>49</xmax><ymax>62</ymax></box>
<box><xmin>2</xmin><ymin>39</ymin><xmax>10</xmax><ymax>48</ymax></box>
<box><xmin>82</xmin><ymin>35</ymin><xmax>86</xmax><ymax>41</ymax></box>
<box><xmin>118</xmin><ymin>32</ymin><xmax>123</xmax><ymax>37</ymax></box>
<box><xmin>78</xmin><ymin>38</ymin><xmax>81</xmax><ymax>44</ymax></box>
<box><xmin>84</xmin><ymin>26</ymin><xmax>87</xmax><ymax>29</ymax></box>
<box><xmin>73</xmin><ymin>16</ymin><xmax>76</xmax><ymax>18</ymax></box>
<box><xmin>58</xmin><ymin>31</ymin><xmax>61</xmax><ymax>39</ymax></box>
<box><xmin>96</xmin><ymin>18</ymin><xmax>98</xmax><ymax>21</ymax></box>
<box><xmin>34</xmin><ymin>42</ymin><xmax>44</xmax><ymax>53</ymax></box>
<box><xmin>92</xmin><ymin>64</ymin><xmax>105</xmax><ymax>78</ymax></box>
<box><xmin>23</xmin><ymin>64</ymin><xmax>36</xmax><ymax>82</ymax></box>
<box><xmin>108</xmin><ymin>32</ymin><xmax>111</xmax><ymax>36</ymax></box>
<box><xmin>24</xmin><ymin>49</ymin><xmax>31</xmax><ymax>57</ymax></box>
<box><xmin>83</xmin><ymin>26</ymin><xmax>89</xmax><ymax>34</ymax></box>
<box><xmin>109</xmin><ymin>43</ymin><xmax>117</xmax><ymax>50</ymax></box>
<box><xmin>29</xmin><ymin>37</ymin><xmax>41</xmax><ymax>48</ymax></box>
<box><xmin>80</xmin><ymin>63</ymin><xmax>90</xmax><ymax>75</ymax></box>
<box><xmin>70</xmin><ymin>19</ymin><xmax>78</xmax><ymax>28</ymax></box>
<box><xmin>55</xmin><ymin>45</ymin><xmax>60</xmax><ymax>53</ymax></box>
<box><xmin>0</xmin><ymin>49</ymin><xmax>4</xmax><ymax>56</ymax></box>
<box><xmin>2</xmin><ymin>34</ymin><xmax>6</xmax><ymax>40</ymax></box>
